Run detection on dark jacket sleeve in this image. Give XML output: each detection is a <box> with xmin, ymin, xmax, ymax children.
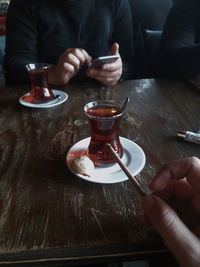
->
<box><xmin>159</xmin><ymin>0</ymin><xmax>200</xmax><ymax>77</ymax></box>
<box><xmin>4</xmin><ymin>0</ymin><xmax>39</xmax><ymax>85</ymax></box>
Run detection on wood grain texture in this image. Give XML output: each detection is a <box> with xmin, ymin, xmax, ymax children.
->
<box><xmin>0</xmin><ymin>79</ymin><xmax>199</xmax><ymax>265</ymax></box>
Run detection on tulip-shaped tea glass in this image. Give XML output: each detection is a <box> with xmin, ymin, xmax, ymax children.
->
<box><xmin>84</xmin><ymin>100</ymin><xmax>124</xmax><ymax>167</ymax></box>
<box><xmin>25</xmin><ymin>63</ymin><xmax>55</xmax><ymax>103</ymax></box>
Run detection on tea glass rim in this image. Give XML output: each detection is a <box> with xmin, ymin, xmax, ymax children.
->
<box><xmin>84</xmin><ymin>100</ymin><xmax>123</xmax><ymax>120</ymax></box>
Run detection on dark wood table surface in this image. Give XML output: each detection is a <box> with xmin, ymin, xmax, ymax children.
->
<box><xmin>0</xmin><ymin>78</ymin><xmax>200</xmax><ymax>266</ymax></box>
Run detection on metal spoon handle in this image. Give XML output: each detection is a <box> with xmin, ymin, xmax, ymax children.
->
<box><xmin>121</xmin><ymin>97</ymin><xmax>129</xmax><ymax>112</ymax></box>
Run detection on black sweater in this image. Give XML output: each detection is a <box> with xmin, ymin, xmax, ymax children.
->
<box><xmin>159</xmin><ymin>0</ymin><xmax>200</xmax><ymax>77</ymax></box>
<box><xmin>4</xmin><ymin>0</ymin><xmax>135</xmax><ymax>85</ymax></box>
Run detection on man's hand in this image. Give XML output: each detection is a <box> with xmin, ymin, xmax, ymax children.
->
<box><xmin>86</xmin><ymin>42</ymin><xmax>122</xmax><ymax>86</ymax></box>
<box><xmin>142</xmin><ymin>157</ymin><xmax>200</xmax><ymax>267</ymax></box>
<box><xmin>48</xmin><ymin>48</ymin><xmax>92</xmax><ymax>85</ymax></box>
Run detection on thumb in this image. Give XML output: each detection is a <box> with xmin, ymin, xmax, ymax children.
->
<box><xmin>142</xmin><ymin>194</ymin><xmax>200</xmax><ymax>266</ymax></box>
<box><xmin>109</xmin><ymin>42</ymin><xmax>119</xmax><ymax>55</ymax></box>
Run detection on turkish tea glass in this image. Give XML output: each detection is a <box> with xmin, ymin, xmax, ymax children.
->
<box><xmin>84</xmin><ymin>100</ymin><xmax>124</xmax><ymax>167</ymax></box>
<box><xmin>25</xmin><ymin>63</ymin><xmax>55</xmax><ymax>104</ymax></box>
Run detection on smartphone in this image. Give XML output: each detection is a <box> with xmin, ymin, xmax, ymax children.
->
<box><xmin>90</xmin><ymin>55</ymin><xmax>119</xmax><ymax>69</ymax></box>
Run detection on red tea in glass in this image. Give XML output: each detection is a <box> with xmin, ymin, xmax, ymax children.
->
<box><xmin>84</xmin><ymin>101</ymin><xmax>124</xmax><ymax>166</ymax></box>
<box><xmin>24</xmin><ymin>63</ymin><xmax>55</xmax><ymax>104</ymax></box>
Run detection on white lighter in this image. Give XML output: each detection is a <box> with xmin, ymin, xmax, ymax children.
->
<box><xmin>177</xmin><ymin>130</ymin><xmax>200</xmax><ymax>144</ymax></box>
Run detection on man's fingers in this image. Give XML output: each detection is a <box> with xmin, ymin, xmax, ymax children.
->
<box><xmin>87</xmin><ymin>68</ymin><xmax>120</xmax><ymax>76</ymax></box>
<box><xmin>142</xmin><ymin>194</ymin><xmax>200</xmax><ymax>266</ymax></box>
<box><xmin>150</xmin><ymin>157</ymin><xmax>200</xmax><ymax>192</ymax></box>
<box><xmin>64</xmin><ymin>53</ymin><xmax>81</xmax><ymax>69</ymax></box>
<box><xmin>63</xmin><ymin>62</ymin><xmax>74</xmax><ymax>73</ymax></box>
<box><xmin>110</xmin><ymin>42</ymin><xmax>119</xmax><ymax>55</ymax></box>
<box><xmin>62</xmin><ymin>48</ymin><xmax>92</xmax><ymax>67</ymax></box>
<box><xmin>81</xmin><ymin>49</ymin><xmax>92</xmax><ymax>65</ymax></box>
<box><xmin>86</xmin><ymin>68</ymin><xmax>121</xmax><ymax>85</ymax></box>
<box><xmin>102</xmin><ymin>58</ymin><xmax>122</xmax><ymax>72</ymax></box>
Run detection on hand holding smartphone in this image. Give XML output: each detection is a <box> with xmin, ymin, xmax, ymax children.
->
<box><xmin>90</xmin><ymin>55</ymin><xmax>119</xmax><ymax>69</ymax></box>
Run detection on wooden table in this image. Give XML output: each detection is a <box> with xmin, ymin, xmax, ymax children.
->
<box><xmin>0</xmin><ymin>78</ymin><xmax>199</xmax><ymax>266</ymax></box>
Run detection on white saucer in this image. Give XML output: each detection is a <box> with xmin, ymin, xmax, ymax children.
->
<box><xmin>19</xmin><ymin>90</ymin><xmax>68</xmax><ymax>108</ymax></box>
<box><xmin>66</xmin><ymin>137</ymin><xmax>146</xmax><ymax>184</ymax></box>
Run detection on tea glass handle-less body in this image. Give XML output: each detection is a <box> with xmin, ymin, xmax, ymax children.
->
<box><xmin>84</xmin><ymin>100</ymin><xmax>123</xmax><ymax>167</ymax></box>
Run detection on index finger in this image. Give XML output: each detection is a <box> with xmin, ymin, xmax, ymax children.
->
<box><xmin>62</xmin><ymin>48</ymin><xmax>92</xmax><ymax>66</ymax></box>
<box><xmin>80</xmin><ymin>49</ymin><xmax>92</xmax><ymax>65</ymax></box>
<box><xmin>151</xmin><ymin>157</ymin><xmax>200</xmax><ymax>192</ymax></box>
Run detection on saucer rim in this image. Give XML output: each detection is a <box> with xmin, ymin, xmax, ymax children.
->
<box><xmin>19</xmin><ymin>89</ymin><xmax>68</xmax><ymax>108</ymax></box>
<box><xmin>66</xmin><ymin>136</ymin><xmax>146</xmax><ymax>184</ymax></box>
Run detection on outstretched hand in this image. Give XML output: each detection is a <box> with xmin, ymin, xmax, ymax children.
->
<box><xmin>142</xmin><ymin>157</ymin><xmax>200</xmax><ymax>267</ymax></box>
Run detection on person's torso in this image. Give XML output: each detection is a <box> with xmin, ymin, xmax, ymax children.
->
<box><xmin>34</xmin><ymin>0</ymin><xmax>115</xmax><ymax>64</ymax></box>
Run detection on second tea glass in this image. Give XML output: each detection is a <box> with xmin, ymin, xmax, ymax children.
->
<box><xmin>25</xmin><ymin>63</ymin><xmax>55</xmax><ymax>103</ymax></box>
